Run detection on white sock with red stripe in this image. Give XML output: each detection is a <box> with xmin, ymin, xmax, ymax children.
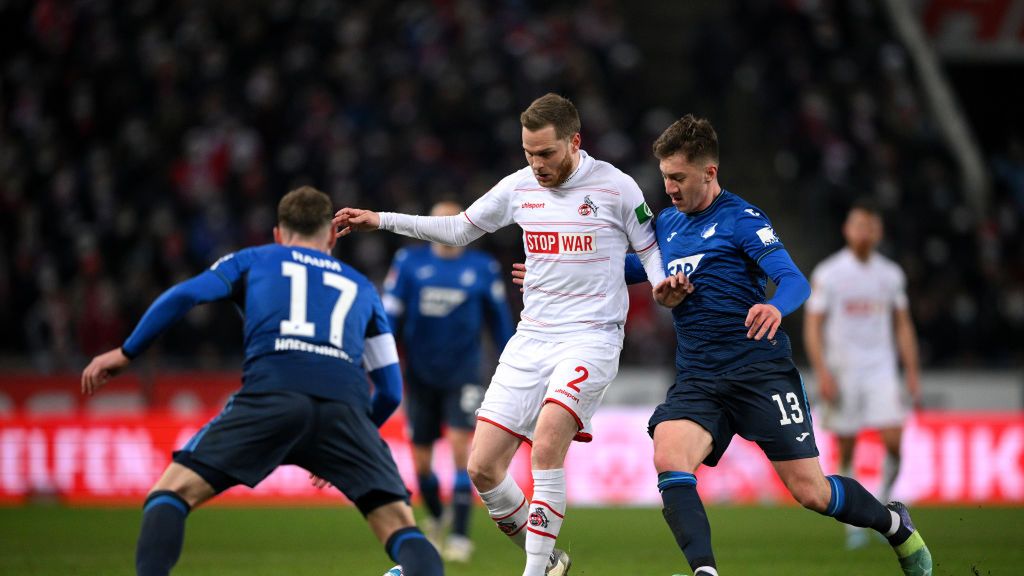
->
<box><xmin>479</xmin><ymin>473</ymin><xmax>529</xmax><ymax>549</ymax></box>
<box><xmin>524</xmin><ymin>468</ymin><xmax>566</xmax><ymax>576</ymax></box>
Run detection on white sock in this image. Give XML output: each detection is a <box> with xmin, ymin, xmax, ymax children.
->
<box><xmin>478</xmin><ymin>474</ymin><xmax>528</xmax><ymax>549</ymax></box>
<box><xmin>523</xmin><ymin>468</ymin><xmax>566</xmax><ymax>576</ymax></box>
<box><xmin>880</xmin><ymin>454</ymin><xmax>900</xmax><ymax>504</ymax></box>
<box><xmin>885</xmin><ymin>509</ymin><xmax>901</xmax><ymax>537</ymax></box>
<box><xmin>694</xmin><ymin>567</ymin><xmax>719</xmax><ymax>576</ymax></box>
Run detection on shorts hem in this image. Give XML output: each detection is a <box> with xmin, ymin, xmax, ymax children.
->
<box><xmin>476</xmin><ymin>416</ymin><xmax>532</xmax><ymax>445</ymax></box>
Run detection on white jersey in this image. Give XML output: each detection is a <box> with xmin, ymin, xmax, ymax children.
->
<box><xmin>807</xmin><ymin>248</ymin><xmax>908</xmax><ymax>372</ymax></box>
<box><xmin>464</xmin><ymin>150</ymin><xmax>659</xmax><ymax>347</ymax></box>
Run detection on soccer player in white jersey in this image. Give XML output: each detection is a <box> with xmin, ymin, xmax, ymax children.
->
<box><xmin>333</xmin><ymin>93</ymin><xmax>685</xmax><ymax>576</ymax></box>
<box><xmin>804</xmin><ymin>199</ymin><xmax>922</xmax><ymax>549</ymax></box>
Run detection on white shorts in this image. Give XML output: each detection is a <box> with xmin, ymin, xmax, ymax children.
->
<box><xmin>822</xmin><ymin>366</ymin><xmax>907</xmax><ymax>436</ymax></box>
<box><xmin>476</xmin><ymin>333</ymin><xmax>621</xmax><ymax>443</ymax></box>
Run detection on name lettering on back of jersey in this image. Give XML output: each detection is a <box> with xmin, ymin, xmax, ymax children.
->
<box><xmin>525</xmin><ymin>231</ymin><xmax>596</xmax><ymax>255</ymax></box>
<box><xmin>756</xmin><ymin>226</ymin><xmax>779</xmax><ymax>246</ymax></box>
<box><xmin>419</xmin><ymin>287</ymin><xmax>468</xmax><ymax>317</ymax></box>
<box><xmin>291</xmin><ymin>250</ymin><xmax>342</xmax><ymax>272</ymax></box>
<box><xmin>667</xmin><ymin>254</ymin><xmax>705</xmax><ymax>276</ymax></box>
<box><xmin>701</xmin><ymin>223</ymin><xmax>718</xmax><ymax>239</ymax></box>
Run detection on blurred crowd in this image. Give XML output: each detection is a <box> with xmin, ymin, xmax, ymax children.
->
<box><xmin>697</xmin><ymin>0</ymin><xmax>1024</xmax><ymax>367</ymax></box>
<box><xmin>0</xmin><ymin>0</ymin><xmax>1020</xmax><ymax>372</ymax></box>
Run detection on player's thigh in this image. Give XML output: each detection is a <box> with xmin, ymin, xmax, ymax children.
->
<box><xmin>302</xmin><ymin>401</ymin><xmax>409</xmax><ymax>515</ymax></box>
<box><xmin>726</xmin><ymin>359</ymin><xmax>819</xmax><ymax>462</ymax></box>
<box><xmin>542</xmin><ymin>342</ymin><xmax>621</xmax><ymax>436</ymax></box>
<box><xmin>649</xmin><ymin>372</ymin><xmax>733</xmax><ymax>467</ymax></box>
<box><xmin>149</xmin><ymin>462</ymin><xmax>217</xmax><ymax>508</ymax></box>
<box><xmin>404</xmin><ymin>381</ymin><xmax>444</xmax><ymax>446</ymax></box>
<box><xmin>175</xmin><ymin>391</ymin><xmax>314</xmax><ymax>491</ymax></box>
<box><xmin>477</xmin><ymin>335</ymin><xmax>552</xmax><ymax>441</ymax></box>
<box><xmin>652</xmin><ymin>419</ymin><xmax>713</xmax><ymax>474</ymax></box>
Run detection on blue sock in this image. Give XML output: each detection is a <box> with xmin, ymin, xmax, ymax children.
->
<box><xmin>658</xmin><ymin>472</ymin><xmax>716</xmax><ymax>572</ymax></box>
<box><xmin>823</xmin><ymin>475</ymin><xmax>902</xmax><ymax>537</ymax></box>
<box><xmin>385</xmin><ymin>527</ymin><xmax>443</xmax><ymax>576</ymax></box>
<box><xmin>452</xmin><ymin>468</ymin><xmax>472</xmax><ymax>536</ymax></box>
<box><xmin>416</xmin><ymin>472</ymin><xmax>444</xmax><ymax>520</ymax></box>
<box><xmin>136</xmin><ymin>490</ymin><xmax>190</xmax><ymax>576</ymax></box>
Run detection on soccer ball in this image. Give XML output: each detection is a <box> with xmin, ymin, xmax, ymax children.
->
<box><xmin>382</xmin><ymin>566</ymin><xmax>403</xmax><ymax>576</ymax></box>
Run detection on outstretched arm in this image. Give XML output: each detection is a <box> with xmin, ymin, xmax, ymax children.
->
<box><xmin>82</xmin><ymin>270</ymin><xmax>233</xmax><ymax>395</ymax></box>
<box><xmin>745</xmin><ymin>249</ymin><xmax>810</xmax><ymax>341</ymax></box>
<box><xmin>334</xmin><ymin>208</ymin><xmax>486</xmax><ymax>246</ymax></box>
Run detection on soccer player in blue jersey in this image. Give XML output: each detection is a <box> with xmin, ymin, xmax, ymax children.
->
<box><xmin>383</xmin><ymin>200</ymin><xmax>515</xmax><ymax>561</ymax></box>
<box><xmin>627</xmin><ymin>116</ymin><xmax>932</xmax><ymax>576</ymax></box>
<box><xmin>80</xmin><ymin>187</ymin><xmax>443</xmax><ymax>576</ymax></box>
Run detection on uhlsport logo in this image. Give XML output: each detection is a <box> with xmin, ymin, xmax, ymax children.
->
<box><xmin>525</xmin><ymin>231</ymin><xmax>596</xmax><ymax>254</ymax></box>
<box><xmin>521</xmin><ymin>202</ymin><xmax>545</xmax><ymax>209</ymax></box>
<box><xmin>667</xmin><ymin>254</ymin><xmax>705</xmax><ymax>276</ymax></box>
<box><xmin>578</xmin><ymin>195</ymin><xmax>599</xmax><ymax>216</ymax></box>
<box><xmin>529</xmin><ymin>507</ymin><xmax>549</xmax><ymax>529</ymax></box>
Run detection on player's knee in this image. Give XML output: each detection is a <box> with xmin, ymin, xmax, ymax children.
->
<box><xmin>467</xmin><ymin>460</ymin><xmax>501</xmax><ymax>492</ymax></box>
<box><xmin>790</xmin><ymin>480</ymin><xmax>830</xmax><ymax>512</ymax></box>
<box><xmin>652</xmin><ymin>444</ymin><xmax>701</xmax><ymax>474</ymax></box>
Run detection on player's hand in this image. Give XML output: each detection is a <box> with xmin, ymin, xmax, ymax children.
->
<box><xmin>333</xmin><ymin>207</ymin><xmax>381</xmax><ymax>237</ymax></box>
<box><xmin>309</xmin><ymin>473</ymin><xmax>332</xmax><ymax>490</ymax></box>
<box><xmin>81</xmin><ymin>348</ymin><xmax>131</xmax><ymax>396</ymax></box>
<box><xmin>744</xmin><ymin>303</ymin><xmax>781</xmax><ymax>341</ymax></box>
<box><xmin>511</xmin><ymin>262</ymin><xmax>526</xmax><ymax>292</ymax></box>
<box><xmin>653</xmin><ymin>272</ymin><xmax>694</xmax><ymax>308</ymax></box>
<box><xmin>817</xmin><ymin>370</ymin><xmax>839</xmax><ymax>405</ymax></box>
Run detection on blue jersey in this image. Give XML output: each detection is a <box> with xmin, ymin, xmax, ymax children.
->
<box><xmin>383</xmin><ymin>245</ymin><xmax>514</xmax><ymax>389</ymax></box>
<box><xmin>123</xmin><ymin>244</ymin><xmax>395</xmax><ymax>409</ymax></box>
<box><xmin>626</xmin><ymin>191</ymin><xmax>809</xmax><ymax>376</ymax></box>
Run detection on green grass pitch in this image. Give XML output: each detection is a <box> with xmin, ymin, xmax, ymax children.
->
<box><xmin>1</xmin><ymin>504</ymin><xmax>1020</xmax><ymax>575</ymax></box>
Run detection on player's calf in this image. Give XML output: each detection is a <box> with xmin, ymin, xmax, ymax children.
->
<box><xmin>136</xmin><ymin>490</ymin><xmax>191</xmax><ymax>576</ymax></box>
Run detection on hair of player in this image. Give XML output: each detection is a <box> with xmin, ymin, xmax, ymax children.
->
<box><xmin>277</xmin><ymin>186</ymin><xmax>333</xmax><ymax>236</ymax></box>
<box><xmin>520</xmin><ymin>93</ymin><xmax>581</xmax><ymax>140</ymax></box>
<box><xmin>848</xmin><ymin>197</ymin><xmax>882</xmax><ymax>217</ymax></box>
<box><xmin>653</xmin><ymin>114</ymin><xmax>719</xmax><ymax>163</ymax></box>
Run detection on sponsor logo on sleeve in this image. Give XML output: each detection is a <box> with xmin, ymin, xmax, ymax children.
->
<box><xmin>634</xmin><ymin>202</ymin><xmax>653</xmax><ymax>224</ymax></box>
<box><xmin>525</xmin><ymin>231</ymin><xmax>596</xmax><ymax>254</ymax></box>
<box><xmin>756</xmin><ymin>226</ymin><xmax>780</xmax><ymax>246</ymax></box>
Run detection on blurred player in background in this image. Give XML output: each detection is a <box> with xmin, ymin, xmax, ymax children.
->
<box><xmin>383</xmin><ymin>200</ymin><xmax>515</xmax><ymax>562</ymax></box>
<box><xmin>804</xmin><ymin>199</ymin><xmax>922</xmax><ymax>549</ymax></box>
<box><xmin>80</xmin><ymin>187</ymin><xmax>443</xmax><ymax>576</ymax></box>
<box><xmin>624</xmin><ymin>115</ymin><xmax>931</xmax><ymax>576</ymax></box>
<box><xmin>333</xmin><ymin>93</ymin><xmax>683</xmax><ymax>576</ymax></box>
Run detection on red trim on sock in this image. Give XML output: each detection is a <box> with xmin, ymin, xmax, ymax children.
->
<box><xmin>530</xmin><ymin>500</ymin><xmax>565</xmax><ymax>519</ymax></box>
<box><xmin>491</xmin><ymin>497</ymin><xmax>527</xmax><ymax>521</ymax></box>
<box><xmin>477</xmin><ymin>417</ymin><xmax>532</xmax><ymax>445</ymax></box>
<box><xmin>527</xmin><ymin>527</ymin><xmax>559</xmax><ymax>539</ymax></box>
<box><xmin>507</xmin><ymin>522</ymin><xmax>527</xmax><ymax>537</ymax></box>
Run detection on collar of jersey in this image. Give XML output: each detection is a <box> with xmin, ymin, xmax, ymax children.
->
<box><xmin>687</xmin><ymin>189</ymin><xmax>728</xmax><ymax>218</ymax></box>
<box><xmin>560</xmin><ymin>150</ymin><xmax>590</xmax><ymax>187</ymax></box>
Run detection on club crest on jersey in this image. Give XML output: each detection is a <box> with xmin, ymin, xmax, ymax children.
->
<box><xmin>525</xmin><ymin>231</ymin><xmax>596</xmax><ymax>254</ymax></box>
<box><xmin>667</xmin><ymin>254</ymin><xmax>705</xmax><ymax>276</ymax></box>
<box><xmin>529</xmin><ymin>507</ymin><xmax>549</xmax><ymax>529</ymax></box>
<box><xmin>701</xmin><ymin>223</ymin><xmax>718</xmax><ymax>239</ymax></box>
<box><xmin>577</xmin><ymin>195</ymin><xmax>599</xmax><ymax>216</ymax></box>
<box><xmin>756</xmin><ymin>226</ymin><xmax>779</xmax><ymax>246</ymax></box>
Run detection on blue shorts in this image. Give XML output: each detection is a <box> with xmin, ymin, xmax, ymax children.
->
<box><xmin>404</xmin><ymin>374</ymin><xmax>483</xmax><ymax>445</ymax></box>
<box><xmin>174</xmin><ymin>390</ymin><xmax>409</xmax><ymax>515</ymax></box>
<box><xmin>648</xmin><ymin>358</ymin><xmax>819</xmax><ymax>467</ymax></box>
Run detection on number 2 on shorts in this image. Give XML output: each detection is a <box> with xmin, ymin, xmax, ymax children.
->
<box><xmin>566</xmin><ymin>366</ymin><xmax>589</xmax><ymax>392</ymax></box>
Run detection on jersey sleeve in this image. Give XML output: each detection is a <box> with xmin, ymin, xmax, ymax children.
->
<box><xmin>734</xmin><ymin>207</ymin><xmax>786</xmax><ymax>264</ymax></box>
<box><xmin>482</xmin><ymin>257</ymin><xmax>515</xmax><ymax>352</ymax></box>
<box><xmin>618</xmin><ymin>177</ymin><xmax>659</xmax><ymax>255</ymax></box>
<box><xmin>363</xmin><ymin>289</ymin><xmax>402</xmax><ymax>426</ymax></box>
<box><xmin>805</xmin><ymin>263</ymin><xmax>830</xmax><ymax>314</ymax></box>
<box><xmin>623</xmin><ymin>253</ymin><xmax>647</xmax><ymax>285</ymax></box>
<box><xmin>463</xmin><ymin>172</ymin><xmax>520</xmax><ymax>233</ymax></box>
<box><xmin>122</xmin><ymin>249</ymin><xmax>256</xmax><ymax>358</ymax></box>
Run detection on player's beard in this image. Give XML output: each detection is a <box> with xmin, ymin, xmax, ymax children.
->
<box><xmin>545</xmin><ymin>153</ymin><xmax>576</xmax><ymax>188</ymax></box>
